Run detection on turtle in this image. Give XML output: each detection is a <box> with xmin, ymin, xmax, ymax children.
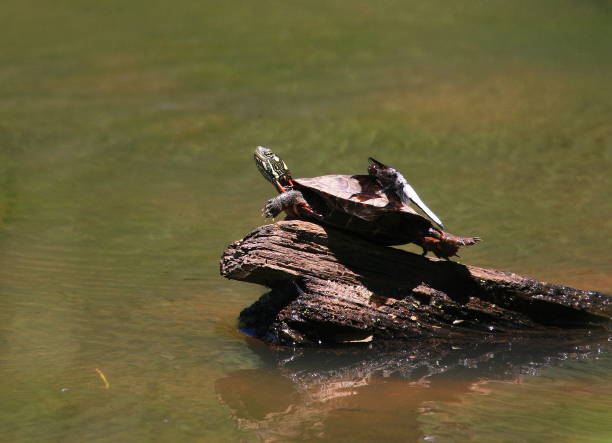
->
<box><xmin>253</xmin><ymin>146</ymin><xmax>480</xmax><ymax>259</ymax></box>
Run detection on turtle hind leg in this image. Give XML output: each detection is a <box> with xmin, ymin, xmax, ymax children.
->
<box><xmin>420</xmin><ymin>230</ymin><xmax>480</xmax><ymax>260</ymax></box>
<box><xmin>420</xmin><ymin>236</ymin><xmax>460</xmax><ymax>259</ymax></box>
<box><xmin>439</xmin><ymin>233</ymin><xmax>480</xmax><ymax>258</ymax></box>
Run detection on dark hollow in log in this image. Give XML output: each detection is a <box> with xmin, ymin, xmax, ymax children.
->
<box><xmin>220</xmin><ymin>221</ymin><xmax>611</xmax><ymax>346</ymax></box>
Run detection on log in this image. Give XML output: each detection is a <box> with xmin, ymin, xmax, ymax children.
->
<box><xmin>220</xmin><ymin>220</ymin><xmax>611</xmax><ymax>346</ymax></box>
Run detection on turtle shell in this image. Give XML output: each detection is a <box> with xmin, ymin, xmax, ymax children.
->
<box><xmin>293</xmin><ymin>174</ymin><xmax>433</xmax><ymax>246</ymax></box>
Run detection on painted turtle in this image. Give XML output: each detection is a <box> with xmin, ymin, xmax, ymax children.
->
<box><xmin>254</xmin><ymin>146</ymin><xmax>480</xmax><ymax>259</ymax></box>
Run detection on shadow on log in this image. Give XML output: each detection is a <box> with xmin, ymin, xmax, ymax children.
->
<box><xmin>220</xmin><ymin>221</ymin><xmax>611</xmax><ymax>346</ymax></box>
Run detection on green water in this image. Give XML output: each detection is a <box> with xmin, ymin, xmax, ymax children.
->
<box><xmin>1</xmin><ymin>0</ymin><xmax>611</xmax><ymax>441</ymax></box>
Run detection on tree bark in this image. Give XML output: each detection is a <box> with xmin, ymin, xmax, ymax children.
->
<box><xmin>220</xmin><ymin>220</ymin><xmax>611</xmax><ymax>346</ymax></box>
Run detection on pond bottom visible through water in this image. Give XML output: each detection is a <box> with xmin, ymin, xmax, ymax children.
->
<box><xmin>215</xmin><ymin>337</ymin><xmax>612</xmax><ymax>442</ymax></box>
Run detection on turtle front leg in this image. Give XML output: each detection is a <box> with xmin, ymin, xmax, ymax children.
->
<box><xmin>262</xmin><ymin>190</ymin><xmax>322</xmax><ymax>220</ymax></box>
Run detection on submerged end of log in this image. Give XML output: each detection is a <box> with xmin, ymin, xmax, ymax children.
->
<box><xmin>220</xmin><ymin>221</ymin><xmax>611</xmax><ymax>346</ymax></box>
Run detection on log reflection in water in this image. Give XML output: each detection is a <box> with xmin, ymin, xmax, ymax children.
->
<box><xmin>215</xmin><ymin>338</ymin><xmax>610</xmax><ymax>441</ymax></box>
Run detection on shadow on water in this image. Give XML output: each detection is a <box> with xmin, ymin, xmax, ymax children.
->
<box><xmin>216</xmin><ymin>337</ymin><xmax>611</xmax><ymax>441</ymax></box>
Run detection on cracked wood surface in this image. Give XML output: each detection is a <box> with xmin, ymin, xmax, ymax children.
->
<box><xmin>220</xmin><ymin>220</ymin><xmax>611</xmax><ymax>346</ymax></box>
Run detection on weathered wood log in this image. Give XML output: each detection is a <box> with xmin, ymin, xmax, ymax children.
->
<box><xmin>220</xmin><ymin>220</ymin><xmax>611</xmax><ymax>346</ymax></box>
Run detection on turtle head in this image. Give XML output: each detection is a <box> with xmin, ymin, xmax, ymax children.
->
<box><xmin>254</xmin><ymin>146</ymin><xmax>292</xmax><ymax>191</ymax></box>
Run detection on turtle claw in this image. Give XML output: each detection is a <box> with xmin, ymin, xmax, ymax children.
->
<box><xmin>463</xmin><ymin>236</ymin><xmax>481</xmax><ymax>246</ymax></box>
<box><xmin>262</xmin><ymin>198</ymin><xmax>282</xmax><ymax>218</ymax></box>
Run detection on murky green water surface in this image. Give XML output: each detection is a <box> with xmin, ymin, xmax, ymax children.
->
<box><xmin>1</xmin><ymin>1</ymin><xmax>611</xmax><ymax>441</ymax></box>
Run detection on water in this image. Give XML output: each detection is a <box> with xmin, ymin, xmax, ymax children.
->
<box><xmin>1</xmin><ymin>0</ymin><xmax>611</xmax><ymax>441</ymax></box>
